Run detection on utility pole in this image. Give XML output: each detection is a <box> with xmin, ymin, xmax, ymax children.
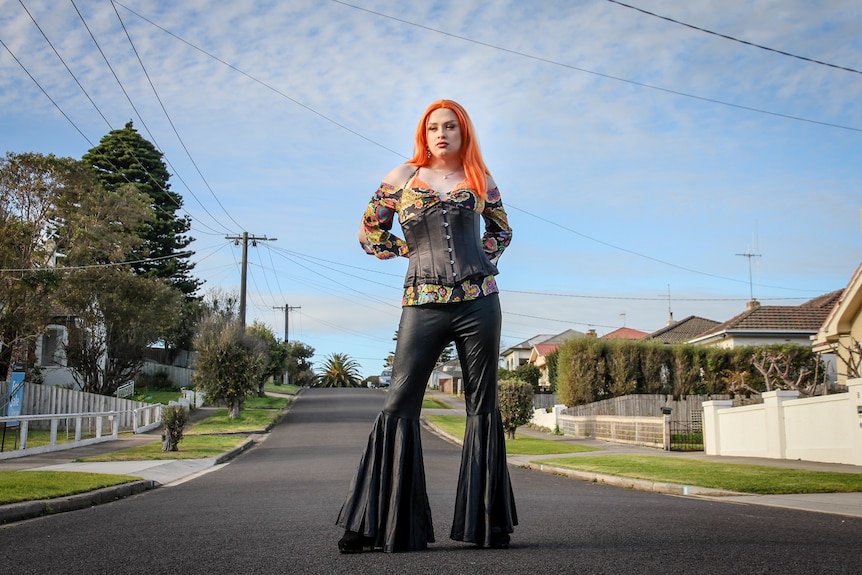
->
<box><xmin>273</xmin><ymin>303</ymin><xmax>301</xmax><ymax>342</ymax></box>
<box><xmin>225</xmin><ymin>232</ymin><xmax>277</xmax><ymax>331</ymax></box>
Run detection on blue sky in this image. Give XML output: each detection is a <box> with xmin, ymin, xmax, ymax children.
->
<box><xmin>2</xmin><ymin>0</ymin><xmax>860</xmax><ymax>378</ymax></box>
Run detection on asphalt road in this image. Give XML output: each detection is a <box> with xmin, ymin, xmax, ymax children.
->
<box><xmin>1</xmin><ymin>387</ymin><xmax>859</xmax><ymax>575</ymax></box>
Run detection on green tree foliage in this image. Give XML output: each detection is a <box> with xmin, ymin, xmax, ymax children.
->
<box><xmin>0</xmin><ymin>152</ymin><xmax>67</xmax><ymax>379</ymax></box>
<box><xmin>247</xmin><ymin>321</ymin><xmax>288</xmax><ymax>395</ymax></box>
<box><xmin>513</xmin><ymin>362</ymin><xmax>541</xmax><ymax>393</ymax></box>
<box><xmin>498</xmin><ymin>379</ymin><xmax>534</xmax><ymax>439</ymax></box>
<box><xmin>61</xmin><ymin>268</ymin><xmax>182</xmax><ymax>395</ymax></box>
<box><xmin>286</xmin><ymin>341</ymin><xmax>315</xmax><ymax>387</ymax></box>
<box><xmin>545</xmin><ymin>349</ymin><xmax>560</xmax><ymax>393</ymax></box>
<box><xmin>161</xmin><ymin>405</ymin><xmax>187</xmax><ymax>451</ymax></box>
<box><xmin>607</xmin><ymin>339</ymin><xmax>640</xmax><ymax>397</ymax></box>
<box><xmin>557</xmin><ymin>337</ymin><xmax>608</xmax><ymax>406</ymax></box>
<box><xmin>316</xmin><ymin>352</ymin><xmax>362</xmax><ymax>388</ymax></box>
<box><xmin>82</xmin><ymin>121</ymin><xmax>199</xmax><ymax>297</ymax></box>
<box><xmin>193</xmin><ymin>292</ymin><xmax>266</xmax><ymax>418</ymax></box>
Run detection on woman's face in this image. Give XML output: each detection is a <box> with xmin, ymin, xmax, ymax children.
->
<box><xmin>426</xmin><ymin>108</ymin><xmax>462</xmax><ymax>161</ymax></box>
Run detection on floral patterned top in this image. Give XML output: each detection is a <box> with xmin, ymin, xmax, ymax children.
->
<box><xmin>360</xmin><ymin>171</ymin><xmax>512</xmax><ymax>306</ymax></box>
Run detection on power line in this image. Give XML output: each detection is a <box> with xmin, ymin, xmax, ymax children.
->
<box><xmin>112</xmin><ymin>1</ymin><xmax>405</xmax><ymax>158</ymax></box>
<box><xmin>330</xmin><ymin>0</ymin><xmax>861</xmax><ymax>133</ymax></box>
<box><xmin>68</xmin><ymin>0</ymin><xmax>234</xmax><ymax>236</ymax></box>
<box><xmin>111</xmin><ymin>1</ymin><xmax>244</xmax><ymax>232</ymax></box>
<box><xmin>605</xmin><ymin>0</ymin><xmax>862</xmax><ymax>76</ymax></box>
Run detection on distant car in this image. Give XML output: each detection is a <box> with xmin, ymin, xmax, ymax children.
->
<box><xmin>378</xmin><ymin>369</ymin><xmax>392</xmax><ymax>388</ymax></box>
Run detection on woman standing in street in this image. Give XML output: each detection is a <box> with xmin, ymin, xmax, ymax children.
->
<box><xmin>336</xmin><ymin>99</ymin><xmax>516</xmax><ymax>553</ymax></box>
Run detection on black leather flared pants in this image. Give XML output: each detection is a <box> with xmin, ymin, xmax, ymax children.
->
<box><xmin>337</xmin><ymin>294</ymin><xmax>517</xmax><ymax>552</ymax></box>
<box><xmin>385</xmin><ymin>293</ymin><xmax>503</xmax><ymax>419</ymax></box>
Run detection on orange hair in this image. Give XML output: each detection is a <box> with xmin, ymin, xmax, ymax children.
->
<box><xmin>408</xmin><ymin>99</ymin><xmax>490</xmax><ymax>199</ymax></box>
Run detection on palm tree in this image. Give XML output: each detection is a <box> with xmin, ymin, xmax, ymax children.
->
<box><xmin>316</xmin><ymin>352</ymin><xmax>363</xmax><ymax>388</ymax></box>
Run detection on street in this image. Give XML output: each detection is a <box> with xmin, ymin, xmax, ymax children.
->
<box><xmin>1</xmin><ymin>387</ymin><xmax>859</xmax><ymax>574</ymax></box>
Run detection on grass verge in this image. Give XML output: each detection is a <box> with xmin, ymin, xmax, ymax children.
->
<box><xmin>0</xmin><ymin>471</ymin><xmax>142</xmax><ymax>505</ymax></box>
<box><xmin>422</xmin><ymin>397</ymin><xmax>451</xmax><ymax>410</ymax></box>
<box><xmin>535</xmin><ymin>455</ymin><xmax>862</xmax><ymax>495</ymax></box>
<box><xmin>76</xmin><ymin>434</ymin><xmax>249</xmax><ymax>462</ymax></box>
<box><xmin>424</xmin><ymin>415</ymin><xmax>597</xmax><ymax>456</ymax></box>
<box><xmin>186</xmin><ymin>407</ymin><xmax>282</xmax><ymax>435</ymax></box>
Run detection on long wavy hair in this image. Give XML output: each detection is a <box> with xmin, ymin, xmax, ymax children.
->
<box><xmin>407</xmin><ymin>99</ymin><xmax>490</xmax><ymax>198</ymax></box>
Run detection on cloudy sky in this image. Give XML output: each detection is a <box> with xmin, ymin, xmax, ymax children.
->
<box><xmin>2</xmin><ymin>0</ymin><xmax>860</xmax><ymax>377</ymax></box>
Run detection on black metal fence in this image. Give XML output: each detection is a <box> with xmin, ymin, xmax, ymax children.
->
<box><xmin>668</xmin><ymin>421</ymin><xmax>703</xmax><ymax>451</ymax></box>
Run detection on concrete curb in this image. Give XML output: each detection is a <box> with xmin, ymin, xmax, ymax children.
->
<box><xmin>0</xmin><ymin>479</ymin><xmax>157</xmax><ymax>525</ymax></box>
<box><xmin>0</xmin><ymin>429</ymin><xmax>267</xmax><ymax>525</ymax></box>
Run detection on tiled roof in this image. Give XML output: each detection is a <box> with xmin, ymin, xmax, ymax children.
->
<box><xmin>601</xmin><ymin>327</ymin><xmax>649</xmax><ymax>340</ymax></box>
<box><xmin>697</xmin><ymin>290</ymin><xmax>843</xmax><ymax>338</ymax></box>
<box><xmin>648</xmin><ymin>316</ymin><xmax>720</xmax><ymax>344</ymax></box>
<box><xmin>533</xmin><ymin>343</ymin><xmax>561</xmax><ymax>357</ymax></box>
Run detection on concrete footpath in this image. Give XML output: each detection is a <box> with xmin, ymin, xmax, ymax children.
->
<box><xmin>2</xmin><ymin>390</ymin><xmax>862</xmax><ymax>524</ymax></box>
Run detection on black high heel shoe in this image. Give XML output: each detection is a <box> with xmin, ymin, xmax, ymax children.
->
<box><xmin>338</xmin><ymin>530</ymin><xmax>376</xmax><ymax>554</ymax></box>
<box><xmin>488</xmin><ymin>529</ymin><xmax>510</xmax><ymax>549</ymax></box>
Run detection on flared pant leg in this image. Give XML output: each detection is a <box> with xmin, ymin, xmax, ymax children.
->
<box><xmin>336</xmin><ymin>294</ymin><xmax>517</xmax><ymax>552</ymax></box>
<box><xmin>336</xmin><ymin>302</ymin><xmax>451</xmax><ymax>552</ymax></box>
<box><xmin>448</xmin><ymin>294</ymin><xmax>518</xmax><ymax>546</ymax></box>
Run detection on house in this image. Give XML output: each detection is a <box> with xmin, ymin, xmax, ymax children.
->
<box><xmin>687</xmin><ymin>292</ymin><xmax>842</xmax><ymax>349</ymax></box>
<box><xmin>647</xmin><ymin>315</ymin><xmax>720</xmax><ymax>344</ymax></box>
<box><xmin>521</xmin><ymin>329</ymin><xmax>584</xmax><ymax>391</ymax></box>
<box><xmin>812</xmin><ymin>262</ymin><xmax>862</xmax><ymax>385</ymax></box>
<box><xmin>501</xmin><ymin>334</ymin><xmax>554</xmax><ymax>371</ymax></box>
<box><xmin>601</xmin><ymin>326</ymin><xmax>649</xmax><ymax>340</ymax></box>
<box><xmin>430</xmin><ymin>358</ymin><xmax>463</xmax><ymax>396</ymax></box>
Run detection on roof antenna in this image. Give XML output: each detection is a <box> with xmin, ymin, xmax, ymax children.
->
<box><xmin>736</xmin><ymin>225</ymin><xmax>762</xmax><ymax>302</ymax></box>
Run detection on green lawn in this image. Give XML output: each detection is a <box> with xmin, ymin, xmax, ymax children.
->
<box><xmin>536</xmin><ymin>455</ymin><xmax>862</xmax><ymax>495</ymax></box>
<box><xmin>1</xmin><ymin>402</ymin><xmax>287</xmax><ymax>505</ymax></box>
<box><xmin>424</xmin><ymin>415</ymin><xmax>597</xmax><ymax>456</ymax></box>
<box><xmin>76</xmin><ymin>434</ymin><xmax>249</xmax><ymax>462</ymax></box>
<box><xmin>0</xmin><ymin>471</ymin><xmax>142</xmax><ymax>505</ymax></box>
<box><xmin>422</xmin><ymin>396</ymin><xmax>451</xmax><ymax>409</ymax></box>
<box><xmin>130</xmin><ymin>388</ymin><xmax>182</xmax><ymax>405</ymax></box>
<box><xmin>185</xmin><ymin>407</ymin><xmax>282</xmax><ymax>435</ymax></box>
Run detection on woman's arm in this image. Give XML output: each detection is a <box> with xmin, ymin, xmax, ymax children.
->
<box><xmin>481</xmin><ymin>175</ymin><xmax>512</xmax><ymax>264</ymax></box>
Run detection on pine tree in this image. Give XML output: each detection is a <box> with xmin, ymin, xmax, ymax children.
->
<box><xmin>82</xmin><ymin>121</ymin><xmax>200</xmax><ymax>297</ymax></box>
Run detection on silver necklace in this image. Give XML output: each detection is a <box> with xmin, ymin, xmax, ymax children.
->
<box><xmin>432</xmin><ymin>166</ymin><xmax>461</xmax><ymax>179</ymax></box>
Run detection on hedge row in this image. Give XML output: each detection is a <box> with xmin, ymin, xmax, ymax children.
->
<box><xmin>555</xmin><ymin>338</ymin><xmax>819</xmax><ymax>407</ymax></box>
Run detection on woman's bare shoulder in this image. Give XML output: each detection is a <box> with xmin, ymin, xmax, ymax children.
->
<box><xmin>382</xmin><ymin>163</ymin><xmax>418</xmax><ymax>187</ymax></box>
<box><xmin>485</xmin><ymin>173</ymin><xmax>498</xmax><ymax>190</ymax></box>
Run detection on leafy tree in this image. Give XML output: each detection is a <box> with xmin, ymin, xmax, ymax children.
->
<box><xmin>0</xmin><ymin>153</ymin><xmax>71</xmax><ymax>379</ymax></box>
<box><xmin>286</xmin><ymin>341</ymin><xmax>315</xmax><ymax>387</ymax></box>
<box><xmin>247</xmin><ymin>321</ymin><xmax>288</xmax><ymax>395</ymax></box>
<box><xmin>316</xmin><ymin>352</ymin><xmax>362</xmax><ymax>388</ymax></box>
<box><xmin>498</xmin><ymin>379</ymin><xmax>534</xmax><ymax>439</ymax></box>
<box><xmin>193</xmin><ymin>291</ymin><xmax>266</xmax><ymax>418</ymax></box>
<box><xmin>61</xmin><ymin>268</ymin><xmax>182</xmax><ymax>395</ymax></box>
<box><xmin>513</xmin><ymin>362</ymin><xmax>541</xmax><ymax>393</ymax></box>
<box><xmin>82</xmin><ymin>122</ymin><xmax>198</xmax><ymax>294</ymax></box>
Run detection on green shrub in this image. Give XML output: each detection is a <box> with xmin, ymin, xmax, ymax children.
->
<box><xmin>161</xmin><ymin>405</ymin><xmax>187</xmax><ymax>452</ymax></box>
<box><xmin>498</xmin><ymin>379</ymin><xmax>534</xmax><ymax>439</ymax></box>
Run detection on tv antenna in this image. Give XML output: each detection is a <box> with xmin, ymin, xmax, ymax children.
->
<box><xmin>736</xmin><ymin>252</ymin><xmax>761</xmax><ymax>301</ymax></box>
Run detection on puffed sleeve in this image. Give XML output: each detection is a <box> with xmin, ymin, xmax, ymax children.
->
<box><xmin>481</xmin><ymin>186</ymin><xmax>512</xmax><ymax>264</ymax></box>
<box><xmin>359</xmin><ymin>183</ymin><xmax>409</xmax><ymax>259</ymax></box>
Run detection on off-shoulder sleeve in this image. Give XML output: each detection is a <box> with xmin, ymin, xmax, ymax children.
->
<box><xmin>359</xmin><ymin>182</ymin><xmax>408</xmax><ymax>259</ymax></box>
<box><xmin>481</xmin><ymin>186</ymin><xmax>512</xmax><ymax>264</ymax></box>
